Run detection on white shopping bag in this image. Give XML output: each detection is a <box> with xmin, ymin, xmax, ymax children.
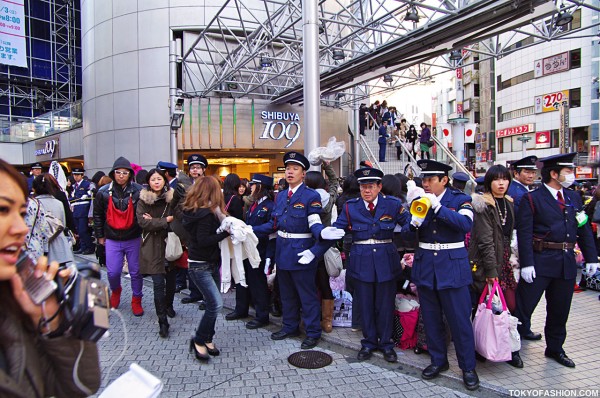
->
<box><xmin>99</xmin><ymin>363</ymin><xmax>163</xmax><ymax>398</ymax></box>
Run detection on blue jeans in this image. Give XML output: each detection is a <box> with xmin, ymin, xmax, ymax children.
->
<box><xmin>188</xmin><ymin>262</ymin><xmax>222</xmax><ymax>344</ymax></box>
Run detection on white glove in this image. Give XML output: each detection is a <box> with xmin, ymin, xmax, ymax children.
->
<box><xmin>297</xmin><ymin>250</ymin><xmax>316</xmax><ymax>264</ymax></box>
<box><xmin>423</xmin><ymin>193</ymin><xmax>441</xmax><ymax>211</ymax></box>
<box><xmin>321</xmin><ymin>226</ymin><xmax>345</xmax><ymax>240</ymax></box>
<box><xmin>411</xmin><ymin>215</ymin><xmax>425</xmax><ymax>228</ymax></box>
<box><xmin>264</xmin><ymin>258</ymin><xmax>271</xmax><ymax>275</ymax></box>
<box><xmin>586</xmin><ymin>263</ymin><xmax>599</xmax><ymax>276</ymax></box>
<box><xmin>406</xmin><ymin>180</ymin><xmax>426</xmax><ymax>205</ymax></box>
<box><xmin>520</xmin><ymin>266</ymin><xmax>536</xmax><ymax>283</ymax></box>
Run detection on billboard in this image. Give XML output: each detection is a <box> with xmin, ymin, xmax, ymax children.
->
<box><xmin>0</xmin><ymin>0</ymin><xmax>27</xmax><ymax>68</ymax></box>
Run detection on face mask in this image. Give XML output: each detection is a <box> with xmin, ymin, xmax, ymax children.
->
<box><xmin>558</xmin><ymin>173</ymin><xmax>575</xmax><ymax>188</ymax></box>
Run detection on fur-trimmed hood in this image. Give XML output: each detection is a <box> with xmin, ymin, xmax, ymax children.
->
<box><xmin>139</xmin><ymin>188</ymin><xmax>174</xmax><ymax>205</ymax></box>
<box><xmin>471</xmin><ymin>192</ymin><xmax>513</xmax><ymax>213</ymax></box>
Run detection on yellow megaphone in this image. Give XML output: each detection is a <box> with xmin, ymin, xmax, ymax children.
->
<box><xmin>410</xmin><ymin>197</ymin><xmax>431</xmax><ymax>218</ymax></box>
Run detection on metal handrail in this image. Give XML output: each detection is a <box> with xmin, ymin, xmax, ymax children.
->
<box><xmin>358</xmin><ymin>135</ymin><xmax>381</xmax><ymax>169</ymax></box>
<box><xmin>431</xmin><ymin>134</ymin><xmax>475</xmax><ymax>181</ymax></box>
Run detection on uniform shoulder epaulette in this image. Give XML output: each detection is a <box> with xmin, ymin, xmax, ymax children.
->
<box><xmin>347</xmin><ymin>197</ymin><xmax>361</xmax><ymax>203</ymax></box>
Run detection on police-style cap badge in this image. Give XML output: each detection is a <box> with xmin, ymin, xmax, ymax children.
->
<box><xmin>31</xmin><ymin>162</ymin><xmax>42</xmax><ymax>169</ymax></box>
<box><xmin>511</xmin><ymin>155</ymin><xmax>538</xmax><ymax>170</ymax></box>
<box><xmin>354</xmin><ymin>167</ymin><xmax>383</xmax><ymax>184</ymax></box>
<box><xmin>187</xmin><ymin>154</ymin><xmax>208</xmax><ymax>168</ymax></box>
<box><xmin>451</xmin><ymin>172</ymin><xmax>469</xmax><ymax>183</ymax></box>
<box><xmin>417</xmin><ymin>159</ymin><xmax>452</xmax><ymax>177</ymax></box>
<box><xmin>283</xmin><ymin>151</ymin><xmax>310</xmax><ymax>170</ymax></box>
<box><xmin>157</xmin><ymin>161</ymin><xmax>177</xmax><ymax>171</ymax></box>
<box><xmin>71</xmin><ymin>167</ymin><xmax>85</xmax><ymax>174</ymax></box>
<box><xmin>249</xmin><ymin>174</ymin><xmax>274</xmax><ymax>187</ymax></box>
<box><xmin>539</xmin><ymin>152</ymin><xmax>576</xmax><ymax>169</ymax></box>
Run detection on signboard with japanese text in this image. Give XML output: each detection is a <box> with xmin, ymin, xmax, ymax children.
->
<box><xmin>575</xmin><ymin>166</ymin><xmax>593</xmax><ymax>179</ymax></box>
<box><xmin>456</xmin><ymin>68</ymin><xmax>462</xmax><ymax>79</ymax></box>
<box><xmin>34</xmin><ymin>138</ymin><xmax>59</xmax><ymax>162</ymax></box>
<box><xmin>0</xmin><ymin>0</ymin><xmax>27</xmax><ymax>68</ymax></box>
<box><xmin>535</xmin><ymin>131</ymin><xmax>551</xmax><ymax>149</ymax></box>
<box><xmin>542</xmin><ymin>52</ymin><xmax>569</xmax><ymax>76</ymax></box>
<box><xmin>496</xmin><ymin>124</ymin><xmax>535</xmax><ymax>138</ymax></box>
<box><xmin>534</xmin><ymin>90</ymin><xmax>569</xmax><ymax>113</ymax></box>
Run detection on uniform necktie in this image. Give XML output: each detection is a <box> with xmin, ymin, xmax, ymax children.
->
<box><xmin>288</xmin><ymin>190</ymin><xmax>293</xmax><ymax>201</ymax></box>
<box><xmin>557</xmin><ymin>191</ymin><xmax>565</xmax><ymax>211</ymax></box>
<box><xmin>250</xmin><ymin>201</ymin><xmax>258</xmax><ymax>213</ymax></box>
<box><xmin>368</xmin><ymin>202</ymin><xmax>375</xmax><ymax>216</ymax></box>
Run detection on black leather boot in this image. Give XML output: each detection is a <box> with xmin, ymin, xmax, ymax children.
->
<box><xmin>158</xmin><ymin>316</ymin><xmax>170</xmax><ymax>338</ymax></box>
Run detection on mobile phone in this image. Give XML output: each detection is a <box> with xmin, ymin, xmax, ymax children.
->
<box><xmin>16</xmin><ymin>251</ymin><xmax>57</xmax><ymax>305</ymax></box>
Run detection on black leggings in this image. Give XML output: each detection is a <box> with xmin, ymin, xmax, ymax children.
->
<box><xmin>151</xmin><ymin>267</ymin><xmax>177</xmax><ymax>317</ymax></box>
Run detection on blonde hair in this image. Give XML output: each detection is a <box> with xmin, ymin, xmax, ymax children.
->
<box><xmin>182</xmin><ymin>175</ymin><xmax>226</xmax><ymax>214</ymax></box>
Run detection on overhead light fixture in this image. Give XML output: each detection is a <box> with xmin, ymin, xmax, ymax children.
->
<box><xmin>260</xmin><ymin>56</ymin><xmax>272</xmax><ymax>68</ymax></box>
<box><xmin>319</xmin><ymin>22</ymin><xmax>325</xmax><ymax>34</ymax></box>
<box><xmin>555</xmin><ymin>4</ymin><xmax>573</xmax><ymax>27</ymax></box>
<box><xmin>383</xmin><ymin>74</ymin><xmax>393</xmax><ymax>84</ymax></box>
<box><xmin>449</xmin><ymin>50</ymin><xmax>462</xmax><ymax>61</ymax></box>
<box><xmin>332</xmin><ymin>49</ymin><xmax>346</xmax><ymax>61</ymax></box>
<box><xmin>405</xmin><ymin>6</ymin><xmax>419</xmax><ymax>23</ymax></box>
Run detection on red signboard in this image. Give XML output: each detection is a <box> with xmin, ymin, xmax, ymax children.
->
<box><xmin>456</xmin><ymin>68</ymin><xmax>462</xmax><ymax>79</ymax></box>
<box><xmin>535</xmin><ymin>131</ymin><xmax>551</xmax><ymax>149</ymax></box>
<box><xmin>495</xmin><ymin>124</ymin><xmax>535</xmax><ymax>138</ymax></box>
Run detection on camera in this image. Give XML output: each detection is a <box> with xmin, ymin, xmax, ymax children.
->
<box><xmin>56</xmin><ymin>262</ymin><xmax>110</xmax><ymax>342</ymax></box>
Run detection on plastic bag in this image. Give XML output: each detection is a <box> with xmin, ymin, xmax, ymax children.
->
<box><xmin>308</xmin><ymin>137</ymin><xmax>346</xmax><ymax>165</ymax></box>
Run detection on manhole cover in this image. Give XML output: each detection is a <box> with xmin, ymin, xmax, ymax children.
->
<box><xmin>288</xmin><ymin>350</ymin><xmax>333</xmax><ymax>369</ymax></box>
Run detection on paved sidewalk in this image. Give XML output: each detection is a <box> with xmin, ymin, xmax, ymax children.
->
<box><xmin>80</xmin><ymin>254</ymin><xmax>600</xmax><ymax>397</ymax></box>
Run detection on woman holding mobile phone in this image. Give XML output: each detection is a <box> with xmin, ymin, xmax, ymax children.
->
<box><xmin>0</xmin><ymin>159</ymin><xmax>101</xmax><ymax>397</ymax></box>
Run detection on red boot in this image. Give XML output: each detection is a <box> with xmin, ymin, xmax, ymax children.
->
<box><xmin>110</xmin><ymin>287</ymin><xmax>122</xmax><ymax>309</ymax></box>
<box><xmin>131</xmin><ymin>296</ymin><xmax>144</xmax><ymax>316</ymax></box>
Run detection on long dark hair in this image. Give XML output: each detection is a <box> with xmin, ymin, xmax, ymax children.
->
<box><xmin>223</xmin><ymin>173</ymin><xmax>241</xmax><ymax>198</ymax></box>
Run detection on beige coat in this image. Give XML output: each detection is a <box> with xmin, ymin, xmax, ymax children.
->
<box><xmin>137</xmin><ymin>188</ymin><xmax>174</xmax><ymax>275</ymax></box>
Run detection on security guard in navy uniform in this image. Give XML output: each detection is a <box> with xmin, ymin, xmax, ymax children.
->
<box><xmin>507</xmin><ymin>155</ymin><xmax>538</xmax><ymax>215</ymax></box>
<box><xmin>27</xmin><ymin>162</ymin><xmax>43</xmax><ymax>194</ymax></box>
<box><xmin>401</xmin><ymin>159</ymin><xmax>479</xmax><ymax>390</ymax></box>
<box><xmin>253</xmin><ymin>151</ymin><xmax>344</xmax><ymax>350</ymax></box>
<box><xmin>71</xmin><ymin>167</ymin><xmax>94</xmax><ymax>255</ymax></box>
<box><xmin>331</xmin><ymin>167</ymin><xmax>410</xmax><ymax>362</ymax></box>
<box><xmin>451</xmin><ymin>171</ymin><xmax>469</xmax><ymax>192</ymax></box>
<box><xmin>515</xmin><ymin>152</ymin><xmax>598</xmax><ymax>368</ymax></box>
<box><xmin>157</xmin><ymin>161</ymin><xmax>179</xmax><ymax>189</ymax></box>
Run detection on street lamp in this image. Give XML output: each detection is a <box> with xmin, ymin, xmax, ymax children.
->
<box><xmin>383</xmin><ymin>74</ymin><xmax>393</xmax><ymax>84</ymax></box>
<box><xmin>405</xmin><ymin>6</ymin><xmax>419</xmax><ymax>23</ymax></box>
<box><xmin>555</xmin><ymin>4</ymin><xmax>573</xmax><ymax>27</ymax></box>
<box><xmin>517</xmin><ymin>136</ymin><xmax>532</xmax><ymax>157</ymax></box>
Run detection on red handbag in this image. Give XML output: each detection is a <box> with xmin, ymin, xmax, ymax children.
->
<box><xmin>175</xmin><ymin>248</ymin><xmax>189</xmax><ymax>269</ymax></box>
<box><xmin>106</xmin><ymin>191</ymin><xmax>134</xmax><ymax>230</ymax></box>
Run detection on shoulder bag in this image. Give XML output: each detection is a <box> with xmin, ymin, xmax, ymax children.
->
<box><xmin>106</xmin><ymin>183</ymin><xmax>135</xmax><ymax>230</ymax></box>
<box><xmin>324</xmin><ymin>247</ymin><xmax>343</xmax><ymax>277</ymax></box>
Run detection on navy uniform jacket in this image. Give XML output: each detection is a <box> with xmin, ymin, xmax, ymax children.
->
<box><xmin>245</xmin><ymin>197</ymin><xmax>275</xmax><ymax>260</ymax></box>
<box><xmin>71</xmin><ymin>179</ymin><xmax>92</xmax><ymax>218</ymax></box>
<box><xmin>517</xmin><ymin>185</ymin><xmax>597</xmax><ymax>280</ymax></box>
<box><xmin>378</xmin><ymin>125</ymin><xmax>388</xmax><ymax>144</ymax></box>
<box><xmin>402</xmin><ymin>188</ymin><xmax>474</xmax><ymax>289</ymax></box>
<box><xmin>168</xmin><ymin>177</ymin><xmax>179</xmax><ymax>189</ymax></box>
<box><xmin>253</xmin><ymin>183</ymin><xmax>326</xmax><ymax>270</ymax></box>
<box><xmin>507</xmin><ymin>180</ymin><xmax>529</xmax><ymax>215</ymax></box>
<box><xmin>333</xmin><ymin>194</ymin><xmax>410</xmax><ymax>283</ymax></box>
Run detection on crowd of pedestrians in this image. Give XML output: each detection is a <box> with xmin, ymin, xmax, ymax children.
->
<box><xmin>12</xmin><ymin>146</ymin><xmax>599</xmax><ymax>393</ymax></box>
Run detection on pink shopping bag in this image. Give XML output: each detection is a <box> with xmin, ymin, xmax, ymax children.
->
<box><xmin>472</xmin><ymin>281</ymin><xmax>511</xmax><ymax>362</ymax></box>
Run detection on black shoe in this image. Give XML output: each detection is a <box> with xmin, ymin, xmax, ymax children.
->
<box><xmin>174</xmin><ymin>285</ymin><xmax>185</xmax><ymax>293</ymax></box>
<box><xmin>521</xmin><ymin>331</ymin><xmax>542</xmax><ymax>341</ymax></box>
<box><xmin>463</xmin><ymin>370</ymin><xmax>480</xmax><ymax>390</ymax></box>
<box><xmin>198</xmin><ymin>300</ymin><xmax>206</xmax><ymax>310</ymax></box>
<box><xmin>507</xmin><ymin>351</ymin><xmax>523</xmax><ymax>368</ymax></box>
<box><xmin>82</xmin><ymin>248</ymin><xmax>95</xmax><ymax>255</ymax></box>
<box><xmin>158</xmin><ymin>320</ymin><xmax>169</xmax><ymax>338</ymax></box>
<box><xmin>422</xmin><ymin>362</ymin><xmax>449</xmax><ymax>380</ymax></box>
<box><xmin>357</xmin><ymin>347</ymin><xmax>373</xmax><ymax>361</ymax></box>
<box><xmin>246</xmin><ymin>319</ymin><xmax>269</xmax><ymax>329</ymax></box>
<box><xmin>73</xmin><ymin>249</ymin><xmax>83</xmax><ymax>254</ymax></box>
<box><xmin>545</xmin><ymin>350</ymin><xmax>575</xmax><ymax>367</ymax></box>
<box><xmin>301</xmin><ymin>337</ymin><xmax>319</xmax><ymax>349</ymax></box>
<box><xmin>414</xmin><ymin>346</ymin><xmax>427</xmax><ymax>355</ymax></box>
<box><xmin>271</xmin><ymin>329</ymin><xmax>300</xmax><ymax>341</ymax></box>
<box><xmin>166</xmin><ymin>306</ymin><xmax>176</xmax><ymax>318</ymax></box>
<box><xmin>204</xmin><ymin>342</ymin><xmax>220</xmax><ymax>356</ymax></box>
<box><xmin>383</xmin><ymin>349</ymin><xmax>398</xmax><ymax>363</ymax></box>
<box><xmin>225</xmin><ymin>311</ymin><xmax>248</xmax><ymax>321</ymax></box>
<box><xmin>189</xmin><ymin>339</ymin><xmax>209</xmax><ymax>361</ymax></box>
<box><xmin>181</xmin><ymin>297</ymin><xmax>201</xmax><ymax>304</ymax></box>
<box><xmin>475</xmin><ymin>352</ymin><xmax>487</xmax><ymax>363</ymax></box>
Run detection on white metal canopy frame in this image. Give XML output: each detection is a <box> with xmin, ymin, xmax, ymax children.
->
<box><xmin>179</xmin><ymin>0</ymin><xmax>600</xmax><ymax>106</ymax></box>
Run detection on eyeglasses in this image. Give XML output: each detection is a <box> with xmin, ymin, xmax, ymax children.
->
<box><xmin>114</xmin><ymin>171</ymin><xmax>130</xmax><ymax>176</ymax></box>
<box><xmin>189</xmin><ymin>165</ymin><xmax>203</xmax><ymax>170</ymax></box>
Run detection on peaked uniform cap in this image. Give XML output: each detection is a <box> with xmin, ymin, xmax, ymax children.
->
<box><xmin>511</xmin><ymin>155</ymin><xmax>538</xmax><ymax>170</ymax></box>
<box><xmin>283</xmin><ymin>151</ymin><xmax>310</xmax><ymax>170</ymax></box>
<box><xmin>539</xmin><ymin>152</ymin><xmax>577</xmax><ymax>169</ymax></box>
<box><xmin>71</xmin><ymin>167</ymin><xmax>85</xmax><ymax>174</ymax></box>
<box><xmin>354</xmin><ymin>167</ymin><xmax>383</xmax><ymax>183</ymax></box>
<box><xmin>451</xmin><ymin>172</ymin><xmax>469</xmax><ymax>182</ymax></box>
<box><xmin>249</xmin><ymin>174</ymin><xmax>274</xmax><ymax>187</ymax></box>
<box><xmin>187</xmin><ymin>154</ymin><xmax>208</xmax><ymax>168</ymax></box>
<box><xmin>157</xmin><ymin>161</ymin><xmax>177</xmax><ymax>171</ymax></box>
<box><xmin>417</xmin><ymin>159</ymin><xmax>452</xmax><ymax>177</ymax></box>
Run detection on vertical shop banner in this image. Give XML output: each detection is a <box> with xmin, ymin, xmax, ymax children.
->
<box><xmin>438</xmin><ymin>123</ymin><xmax>452</xmax><ymax>146</ymax></box>
<box><xmin>0</xmin><ymin>0</ymin><xmax>27</xmax><ymax>67</ymax></box>
<box><xmin>464</xmin><ymin>123</ymin><xmax>476</xmax><ymax>144</ymax></box>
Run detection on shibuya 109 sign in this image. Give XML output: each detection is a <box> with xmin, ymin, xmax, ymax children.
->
<box><xmin>259</xmin><ymin>111</ymin><xmax>301</xmax><ymax>148</ymax></box>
